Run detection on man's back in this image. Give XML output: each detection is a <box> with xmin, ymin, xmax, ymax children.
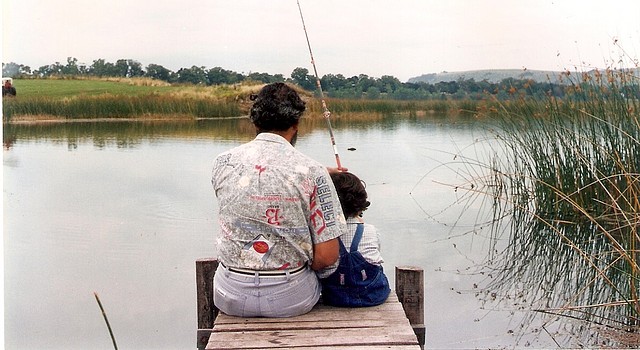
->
<box><xmin>213</xmin><ymin>132</ymin><xmax>344</xmax><ymax>271</ymax></box>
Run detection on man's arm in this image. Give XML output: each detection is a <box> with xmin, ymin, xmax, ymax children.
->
<box><xmin>310</xmin><ymin>238</ymin><xmax>340</xmax><ymax>270</ymax></box>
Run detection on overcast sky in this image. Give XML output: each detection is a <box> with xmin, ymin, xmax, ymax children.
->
<box><xmin>2</xmin><ymin>0</ymin><xmax>639</xmax><ymax>82</ymax></box>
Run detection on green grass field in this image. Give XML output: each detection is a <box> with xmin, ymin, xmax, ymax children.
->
<box><xmin>12</xmin><ymin>78</ymin><xmax>188</xmax><ymax>99</ymax></box>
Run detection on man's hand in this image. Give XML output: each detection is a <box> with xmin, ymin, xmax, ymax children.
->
<box><xmin>326</xmin><ymin>166</ymin><xmax>348</xmax><ymax>174</ymax></box>
<box><xmin>311</xmin><ymin>238</ymin><xmax>340</xmax><ymax>270</ymax></box>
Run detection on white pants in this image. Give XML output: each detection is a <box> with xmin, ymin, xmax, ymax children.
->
<box><xmin>213</xmin><ymin>264</ymin><xmax>321</xmax><ymax>317</ymax></box>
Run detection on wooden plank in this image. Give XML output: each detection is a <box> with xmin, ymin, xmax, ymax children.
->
<box><xmin>212</xmin><ymin>304</ymin><xmax>411</xmax><ymax>332</ymax></box>
<box><xmin>213</xmin><ymin>307</ymin><xmax>407</xmax><ymax>326</ymax></box>
<box><xmin>210</xmin><ymin>323</ymin><xmax>416</xmax><ymax>341</ymax></box>
<box><xmin>206</xmin><ymin>326</ymin><xmax>419</xmax><ymax>349</ymax></box>
<box><xmin>213</xmin><ymin>293</ymin><xmax>405</xmax><ymax>325</ymax></box>
<box><xmin>213</xmin><ymin>318</ymin><xmax>403</xmax><ymax>332</ymax></box>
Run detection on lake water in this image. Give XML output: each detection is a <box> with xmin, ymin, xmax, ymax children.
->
<box><xmin>3</xmin><ymin>117</ymin><xmax>564</xmax><ymax>349</ymax></box>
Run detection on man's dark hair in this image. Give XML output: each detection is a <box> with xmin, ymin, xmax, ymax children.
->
<box><xmin>249</xmin><ymin>82</ymin><xmax>306</xmax><ymax>131</ymax></box>
<box><xmin>330</xmin><ymin>172</ymin><xmax>370</xmax><ymax>218</ymax></box>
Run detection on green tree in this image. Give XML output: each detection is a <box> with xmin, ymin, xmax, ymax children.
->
<box><xmin>175</xmin><ymin>65</ymin><xmax>207</xmax><ymax>84</ymax></box>
<box><xmin>2</xmin><ymin>62</ymin><xmax>31</xmax><ymax>77</ymax></box>
<box><xmin>36</xmin><ymin>62</ymin><xmax>65</xmax><ymax>77</ymax></box>
<box><xmin>145</xmin><ymin>63</ymin><xmax>173</xmax><ymax>81</ymax></box>
<box><xmin>207</xmin><ymin>67</ymin><xmax>242</xmax><ymax>85</ymax></box>
<box><xmin>320</xmin><ymin>73</ymin><xmax>347</xmax><ymax>92</ymax></box>
<box><xmin>61</xmin><ymin>57</ymin><xmax>82</xmax><ymax>75</ymax></box>
<box><xmin>114</xmin><ymin>59</ymin><xmax>144</xmax><ymax>77</ymax></box>
<box><xmin>271</xmin><ymin>74</ymin><xmax>285</xmax><ymax>83</ymax></box>
<box><xmin>247</xmin><ymin>72</ymin><xmax>282</xmax><ymax>84</ymax></box>
<box><xmin>290</xmin><ymin>67</ymin><xmax>314</xmax><ymax>90</ymax></box>
<box><xmin>366</xmin><ymin>86</ymin><xmax>381</xmax><ymax>99</ymax></box>
<box><xmin>355</xmin><ymin>74</ymin><xmax>375</xmax><ymax>93</ymax></box>
<box><xmin>378</xmin><ymin>75</ymin><xmax>401</xmax><ymax>93</ymax></box>
<box><xmin>391</xmin><ymin>86</ymin><xmax>426</xmax><ymax>100</ymax></box>
<box><xmin>89</xmin><ymin>59</ymin><xmax>117</xmax><ymax>77</ymax></box>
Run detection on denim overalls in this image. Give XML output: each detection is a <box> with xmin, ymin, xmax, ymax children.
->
<box><xmin>320</xmin><ymin>223</ymin><xmax>391</xmax><ymax>307</ymax></box>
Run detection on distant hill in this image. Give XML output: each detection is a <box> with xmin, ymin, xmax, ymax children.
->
<box><xmin>408</xmin><ymin>68</ymin><xmax>640</xmax><ymax>85</ymax></box>
<box><xmin>408</xmin><ymin>69</ymin><xmax>565</xmax><ymax>84</ymax></box>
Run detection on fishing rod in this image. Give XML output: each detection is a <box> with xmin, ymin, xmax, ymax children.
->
<box><xmin>296</xmin><ymin>0</ymin><xmax>343</xmax><ymax>170</ymax></box>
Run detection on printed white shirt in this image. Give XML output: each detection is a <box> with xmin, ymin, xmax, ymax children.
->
<box><xmin>212</xmin><ymin>133</ymin><xmax>347</xmax><ymax>270</ymax></box>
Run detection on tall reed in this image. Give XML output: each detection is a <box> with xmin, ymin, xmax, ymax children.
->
<box><xmin>304</xmin><ymin>98</ymin><xmax>491</xmax><ymax>117</ymax></box>
<box><xmin>3</xmin><ymin>94</ymin><xmax>242</xmax><ymax>120</ymax></box>
<box><xmin>477</xmin><ymin>67</ymin><xmax>639</xmax><ymax>343</ymax></box>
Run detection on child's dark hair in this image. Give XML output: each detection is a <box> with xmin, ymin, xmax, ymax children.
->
<box><xmin>330</xmin><ymin>171</ymin><xmax>370</xmax><ymax>218</ymax></box>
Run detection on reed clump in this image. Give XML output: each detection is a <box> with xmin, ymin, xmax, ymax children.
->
<box><xmin>76</xmin><ymin>76</ymin><xmax>172</xmax><ymax>87</ymax></box>
<box><xmin>303</xmin><ymin>98</ymin><xmax>502</xmax><ymax>119</ymax></box>
<box><xmin>477</xmin><ymin>66</ymin><xmax>639</xmax><ymax>345</ymax></box>
<box><xmin>3</xmin><ymin>94</ymin><xmax>242</xmax><ymax>120</ymax></box>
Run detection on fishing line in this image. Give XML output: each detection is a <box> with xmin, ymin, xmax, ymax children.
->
<box><xmin>296</xmin><ymin>0</ymin><xmax>343</xmax><ymax>170</ymax></box>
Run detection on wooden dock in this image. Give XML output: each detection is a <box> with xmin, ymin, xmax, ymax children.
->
<box><xmin>196</xmin><ymin>259</ymin><xmax>425</xmax><ymax>350</ymax></box>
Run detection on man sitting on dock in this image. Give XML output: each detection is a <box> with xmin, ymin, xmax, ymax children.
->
<box><xmin>211</xmin><ymin>82</ymin><xmax>348</xmax><ymax>317</ymax></box>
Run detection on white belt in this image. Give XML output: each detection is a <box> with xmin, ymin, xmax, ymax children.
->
<box><xmin>221</xmin><ymin>262</ymin><xmax>307</xmax><ymax>277</ymax></box>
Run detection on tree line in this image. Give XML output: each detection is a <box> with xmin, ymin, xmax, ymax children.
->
<box><xmin>3</xmin><ymin>57</ymin><xmax>569</xmax><ymax>100</ymax></box>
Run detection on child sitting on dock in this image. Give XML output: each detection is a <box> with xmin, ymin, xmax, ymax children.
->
<box><xmin>319</xmin><ymin>171</ymin><xmax>391</xmax><ymax>307</ymax></box>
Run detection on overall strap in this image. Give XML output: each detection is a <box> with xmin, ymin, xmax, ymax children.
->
<box><xmin>337</xmin><ymin>236</ymin><xmax>348</xmax><ymax>255</ymax></box>
<box><xmin>349</xmin><ymin>223</ymin><xmax>364</xmax><ymax>253</ymax></box>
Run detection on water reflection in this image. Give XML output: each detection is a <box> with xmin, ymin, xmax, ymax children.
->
<box><xmin>3</xmin><ymin>114</ymin><xmax>482</xmax><ymax>150</ymax></box>
<box><xmin>3</xmin><ymin>118</ymin><xmax>257</xmax><ymax>150</ymax></box>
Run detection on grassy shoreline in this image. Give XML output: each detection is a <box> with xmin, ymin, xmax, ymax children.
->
<box><xmin>2</xmin><ymin>78</ymin><xmax>255</xmax><ymax>123</ymax></box>
<box><xmin>3</xmin><ymin>77</ymin><xmax>501</xmax><ymax>124</ymax></box>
